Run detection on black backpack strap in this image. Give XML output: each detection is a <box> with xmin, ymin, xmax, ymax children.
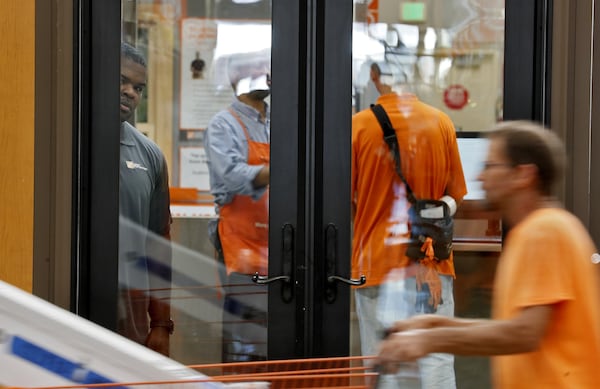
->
<box><xmin>370</xmin><ymin>104</ymin><xmax>417</xmax><ymax>204</ymax></box>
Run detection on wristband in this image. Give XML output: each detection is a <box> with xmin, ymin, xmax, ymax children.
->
<box><xmin>150</xmin><ymin>319</ymin><xmax>174</xmax><ymax>335</ymax></box>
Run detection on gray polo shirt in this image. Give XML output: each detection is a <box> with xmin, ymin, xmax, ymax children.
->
<box><xmin>119</xmin><ymin>121</ymin><xmax>171</xmax><ymax>236</ymax></box>
<box><xmin>119</xmin><ymin>121</ymin><xmax>171</xmax><ymax>286</ymax></box>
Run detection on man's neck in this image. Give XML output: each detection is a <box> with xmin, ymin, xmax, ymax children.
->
<box><xmin>237</xmin><ymin>95</ymin><xmax>266</xmax><ymax>120</ymax></box>
<box><xmin>376</xmin><ymin>83</ymin><xmax>393</xmax><ymax>95</ymax></box>
<box><xmin>503</xmin><ymin>191</ymin><xmax>558</xmax><ymax>228</ymax></box>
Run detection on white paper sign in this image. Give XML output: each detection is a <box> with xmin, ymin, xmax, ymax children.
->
<box><xmin>457</xmin><ymin>137</ymin><xmax>490</xmax><ymax>200</ymax></box>
<box><xmin>180</xmin><ymin>18</ymin><xmax>229</xmax><ymax>130</ymax></box>
<box><xmin>179</xmin><ymin>146</ymin><xmax>210</xmax><ymax>191</ymax></box>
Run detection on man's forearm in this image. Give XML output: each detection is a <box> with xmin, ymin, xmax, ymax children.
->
<box><xmin>252</xmin><ymin>165</ymin><xmax>269</xmax><ymax>188</ymax></box>
<box><xmin>426</xmin><ymin>320</ymin><xmax>539</xmax><ymax>356</ymax></box>
<box><xmin>390</xmin><ymin>314</ymin><xmax>484</xmax><ymax>332</ymax></box>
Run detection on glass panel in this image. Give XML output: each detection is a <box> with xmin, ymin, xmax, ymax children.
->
<box><xmin>351</xmin><ymin>0</ymin><xmax>504</xmax><ymax>386</ymax></box>
<box><xmin>118</xmin><ymin>0</ymin><xmax>271</xmax><ymax>368</ymax></box>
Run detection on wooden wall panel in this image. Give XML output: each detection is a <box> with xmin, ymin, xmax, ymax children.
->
<box><xmin>0</xmin><ymin>0</ymin><xmax>35</xmax><ymax>291</ymax></box>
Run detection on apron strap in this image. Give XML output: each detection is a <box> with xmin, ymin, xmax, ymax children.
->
<box><xmin>227</xmin><ymin>108</ymin><xmax>252</xmax><ymax>141</ymax></box>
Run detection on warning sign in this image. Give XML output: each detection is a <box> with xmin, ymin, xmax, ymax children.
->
<box><xmin>443</xmin><ymin>84</ymin><xmax>469</xmax><ymax>110</ymax></box>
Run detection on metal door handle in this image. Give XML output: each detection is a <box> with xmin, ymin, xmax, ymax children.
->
<box><xmin>252</xmin><ymin>273</ymin><xmax>290</xmax><ymax>284</ymax></box>
<box><xmin>325</xmin><ymin>223</ymin><xmax>366</xmax><ymax>303</ymax></box>
<box><xmin>327</xmin><ymin>274</ymin><xmax>366</xmax><ymax>286</ymax></box>
<box><xmin>251</xmin><ymin>224</ymin><xmax>294</xmax><ymax>303</ymax></box>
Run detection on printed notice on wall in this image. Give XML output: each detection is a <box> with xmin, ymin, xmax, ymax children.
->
<box><xmin>180</xmin><ymin>18</ymin><xmax>272</xmax><ymax>130</ymax></box>
<box><xmin>180</xmin><ymin>18</ymin><xmax>232</xmax><ymax>130</ymax></box>
<box><xmin>179</xmin><ymin>146</ymin><xmax>210</xmax><ymax>191</ymax></box>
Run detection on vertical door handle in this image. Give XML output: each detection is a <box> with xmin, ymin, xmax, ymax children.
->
<box><xmin>252</xmin><ymin>224</ymin><xmax>294</xmax><ymax>303</ymax></box>
<box><xmin>325</xmin><ymin>223</ymin><xmax>366</xmax><ymax>303</ymax></box>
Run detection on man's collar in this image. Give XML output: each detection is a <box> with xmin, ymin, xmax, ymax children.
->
<box><xmin>120</xmin><ymin>121</ymin><xmax>136</xmax><ymax>146</ymax></box>
<box><xmin>232</xmin><ymin>98</ymin><xmax>270</xmax><ymax>121</ymax></box>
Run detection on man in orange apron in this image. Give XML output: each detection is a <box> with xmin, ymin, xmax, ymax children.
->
<box><xmin>204</xmin><ymin>51</ymin><xmax>271</xmax><ymax>363</ymax></box>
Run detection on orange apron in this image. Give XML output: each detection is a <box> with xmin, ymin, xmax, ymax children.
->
<box><xmin>218</xmin><ymin>109</ymin><xmax>270</xmax><ymax>275</ymax></box>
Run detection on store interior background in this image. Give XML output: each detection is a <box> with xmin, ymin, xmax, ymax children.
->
<box><xmin>120</xmin><ymin>1</ymin><xmax>503</xmax><ymax>386</ymax></box>
<box><xmin>4</xmin><ymin>3</ymin><xmax>598</xmax><ymax>387</ymax></box>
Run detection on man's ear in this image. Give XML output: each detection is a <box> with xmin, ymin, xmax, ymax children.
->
<box><xmin>514</xmin><ymin>163</ymin><xmax>539</xmax><ymax>190</ymax></box>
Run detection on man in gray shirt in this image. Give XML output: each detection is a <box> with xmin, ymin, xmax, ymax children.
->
<box><xmin>118</xmin><ymin>42</ymin><xmax>173</xmax><ymax>356</ymax></box>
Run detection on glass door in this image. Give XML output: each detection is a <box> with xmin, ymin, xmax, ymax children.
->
<box><xmin>75</xmin><ymin>0</ymin><xmax>354</xmax><ymax>366</ymax></box>
<box><xmin>75</xmin><ymin>0</ymin><xmax>551</xmax><ymax>385</ymax></box>
<box><xmin>119</xmin><ymin>0</ymin><xmax>283</xmax><ymax>364</ymax></box>
<box><xmin>350</xmin><ymin>2</ymin><xmax>507</xmax><ymax>386</ymax></box>
<box><xmin>348</xmin><ymin>1</ymin><xmax>550</xmax><ymax>386</ymax></box>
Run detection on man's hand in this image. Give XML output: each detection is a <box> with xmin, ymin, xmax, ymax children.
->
<box><xmin>378</xmin><ymin>305</ymin><xmax>553</xmax><ymax>367</ymax></box>
<box><xmin>145</xmin><ymin>327</ymin><xmax>170</xmax><ymax>357</ymax></box>
<box><xmin>252</xmin><ymin>165</ymin><xmax>270</xmax><ymax>188</ymax></box>
<box><xmin>377</xmin><ymin>330</ymin><xmax>430</xmax><ymax>373</ymax></box>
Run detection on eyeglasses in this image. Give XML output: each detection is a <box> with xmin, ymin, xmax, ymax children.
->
<box><xmin>482</xmin><ymin>162</ymin><xmax>513</xmax><ymax>170</ymax></box>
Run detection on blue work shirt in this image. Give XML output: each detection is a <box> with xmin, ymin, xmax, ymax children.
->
<box><xmin>204</xmin><ymin>98</ymin><xmax>270</xmax><ymax>207</ymax></box>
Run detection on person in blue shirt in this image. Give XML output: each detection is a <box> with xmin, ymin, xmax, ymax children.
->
<box><xmin>204</xmin><ymin>51</ymin><xmax>271</xmax><ymax>363</ymax></box>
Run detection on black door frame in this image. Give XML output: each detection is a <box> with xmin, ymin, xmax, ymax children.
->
<box><xmin>73</xmin><ymin>0</ymin><xmax>553</xmax><ymax>358</ymax></box>
<box><xmin>73</xmin><ymin>0</ymin><xmax>121</xmax><ymax>329</ymax></box>
<box><xmin>268</xmin><ymin>0</ymin><xmax>353</xmax><ymax>359</ymax></box>
<box><xmin>504</xmin><ymin>0</ymin><xmax>553</xmax><ymax>124</ymax></box>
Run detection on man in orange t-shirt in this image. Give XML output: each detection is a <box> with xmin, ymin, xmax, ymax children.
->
<box><xmin>351</xmin><ymin>62</ymin><xmax>466</xmax><ymax>388</ymax></box>
<box><xmin>377</xmin><ymin>121</ymin><xmax>600</xmax><ymax>388</ymax></box>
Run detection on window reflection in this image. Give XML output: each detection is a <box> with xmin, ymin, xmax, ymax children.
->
<box><xmin>116</xmin><ymin>4</ymin><xmax>507</xmax><ymax>386</ymax></box>
<box><xmin>351</xmin><ymin>1</ymin><xmax>505</xmax><ymax>387</ymax></box>
<box><xmin>352</xmin><ymin>1</ymin><xmax>504</xmax><ymax>131</ymax></box>
<box><xmin>120</xmin><ymin>0</ymin><xmax>272</xmax><ymax>367</ymax></box>
<box><xmin>118</xmin><ymin>42</ymin><xmax>173</xmax><ymax>357</ymax></box>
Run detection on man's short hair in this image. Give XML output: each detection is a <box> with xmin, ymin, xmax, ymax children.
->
<box><xmin>489</xmin><ymin>120</ymin><xmax>566</xmax><ymax>196</ymax></box>
<box><xmin>370</xmin><ymin>60</ymin><xmax>406</xmax><ymax>86</ymax></box>
<box><xmin>121</xmin><ymin>42</ymin><xmax>147</xmax><ymax>68</ymax></box>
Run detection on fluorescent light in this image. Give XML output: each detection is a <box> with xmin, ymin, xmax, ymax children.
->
<box><xmin>232</xmin><ymin>0</ymin><xmax>262</xmax><ymax>4</ymax></box>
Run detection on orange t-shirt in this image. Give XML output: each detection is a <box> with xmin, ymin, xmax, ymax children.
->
<box><xmin>351</xmin><ymin>93</ymin><xmax>467</xmax><ymax>286</ymax></box>
<box><xmin>492</xmin><ymin>208</ymin><xmax>600</xmax><ymax>388</ymax></box>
